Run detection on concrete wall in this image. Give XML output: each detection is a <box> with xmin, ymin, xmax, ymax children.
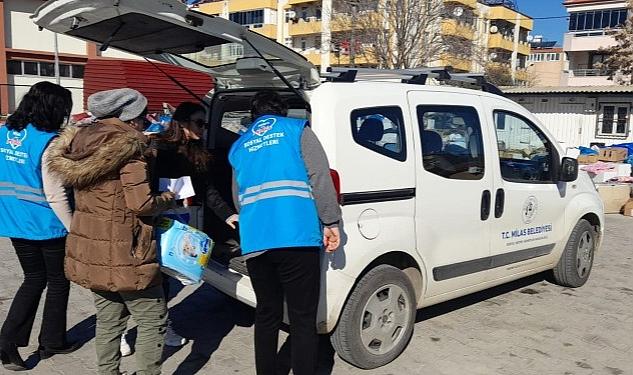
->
<box><xmin>4</xmin><ymin>0</ymin><xmax>87</xmax><ymax>55</ymax></box>
<box><xmin>7</xmin><ymin>75</ymin><xmax>84</xmax><ymax>114</ymax></box>
<box><xmin>527</xmin><ymin>61</ymin><xmax>564</xmax><ymax>86</ymax></box>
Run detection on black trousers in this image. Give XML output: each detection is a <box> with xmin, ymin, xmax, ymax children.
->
<box><xmin>246</xmin><ymin>247</ymin><xmax>321</xmax><ymax>375</ymax></box>
<box><xmin>0</xmin><ymin>238</ymin><xmax>70</xmax><ymax>348</ymax></box>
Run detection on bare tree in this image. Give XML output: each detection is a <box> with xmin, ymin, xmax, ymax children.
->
<box><xmin>330</xmin><ymin>0</ymin><xmax>477</xmax><ymax>69</ymax></box>
<box><xmin>599</xmin><ymin>0</ymin><xmax>633</xmax><ymax>84</ymax></box>
<box><xmin>484</xmin><ymin>63</ymin><xmax>514</xmax><ymax>86</ymax></box>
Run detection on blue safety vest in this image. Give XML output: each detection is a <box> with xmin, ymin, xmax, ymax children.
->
<box><xmin>0</xmin><ymin>124</ymin><xmax>68</xmax><ymax>240</ymax></box>
<box><xmin>229</xmin><ymin>115</ymin><xmax>322</xmax><ymax>254</ymax></box>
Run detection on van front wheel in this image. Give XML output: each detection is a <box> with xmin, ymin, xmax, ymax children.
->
<box><xmin>331</xmin><ymin>265</ymin><xmax>416</xmax><ymax>369</ymax></box>
<box><xmin>552</xmin><ymin>219</ymin><xmax>596</xmax><ymax>288</ymax></box>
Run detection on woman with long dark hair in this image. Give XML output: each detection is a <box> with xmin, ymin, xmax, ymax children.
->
<box><xmin>0</xmin><ymin>81</ymin><xmax>78</xmax><ymax>371</ymax></box>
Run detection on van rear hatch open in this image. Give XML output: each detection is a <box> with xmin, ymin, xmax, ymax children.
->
<box><xmin>32</xmin><ymin>0</ymin><xmax>321</xmax><ymax>90</ymax></box>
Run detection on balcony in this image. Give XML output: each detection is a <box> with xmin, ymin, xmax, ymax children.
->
<box><xmin>441</xmin><ymin>54</ymin><xmax>472</xmax><ymax>72</ymax></box>
<box><xmin>441</xmin><ymin>19</ymin><xmax>475</xmax><ymax>40</ymax></box>
<box><xmin>288</xmin><ymin>19</ymin><xmax>322</xmax><ymax>36</ymax></box>
<box><xmin>563</xmin><ymin>30</ymin><xmax>618</xmax><ymax>52</ymax></box>
<box><xmin>198</xmin><ymin>0</ymin><xmax>277</xmax><ymax>14</ymax></box>
<box><xmin>300</xmin><ymin>50</ymin><xmax>376</xmax><ymax>66</ymax></box>
<box><xmin>248</xmin><ymin>24</ymin><xmax>277</xmax><ymax>39</ymax></box>
<box><xmin>443</xmin><ymin>0</ymin><xmax>477</xmax><ymax>8</ymax></box>
<box><xmin>488</xmin><ymin>33</ymin><xmax>515</xmax><ymax>52</ymax></box>
<box><xmin>562</xmin><ymin>68</ymin><xmax>617</xmax><ymax>86</ymax></box>
<box><xmin>487</xmin><ymin>6</ymin><xmax>533</xmax><ymax>30</ymax></box>
<box><xmin>287</xmin><ymin>0</ymin><xmax>319</xmax><ymax>4</ymax></box>
<box><xmin>517</xmin><ymin>41</ymin><xmax>530</xmax><ymax>56</ymax></box>
<box><xmin>572</xmin><ymin>68</ymin><xmax>612</xmax><ymax>77</ymax></box>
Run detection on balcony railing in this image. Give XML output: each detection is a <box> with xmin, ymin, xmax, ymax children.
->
<box><xmin>568</xmin><ymin>29</ymin><xmax>620</xmax><ymax>38</ymax></box>
<box><xmin>572</xmin><ymin>69</ymin><xmax>612</xmax><ymax>77</ymax></box>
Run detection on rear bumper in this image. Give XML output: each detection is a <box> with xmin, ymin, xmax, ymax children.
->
<box><xmin>203</xmin><ymin>260</ymin><xmax>257</xmax><ymax>308</ymax></box>
<box><xmin>203</xmin><ymin>258</ymin><xmax>357</xmax><ymax>334</ymax></box>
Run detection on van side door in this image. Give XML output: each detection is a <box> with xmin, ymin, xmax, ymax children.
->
<box><xmin>485</xmin><ymin>98</ymin><xmax>568</xmax><ymax>280</ymax></box>
<box><xmin>408</xmin><ymin>91</ymin><xmax>495</xmax><ymax>297</ymax></box>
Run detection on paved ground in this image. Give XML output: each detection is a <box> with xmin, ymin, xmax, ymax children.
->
<box><xmin>1</xmin><ymin>215</ymin><xmax>632</xmax><ymax>375</ymax></box>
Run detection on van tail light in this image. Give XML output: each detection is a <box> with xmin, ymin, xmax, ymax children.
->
<box><xmin>330</xmin><ymin>169</ymin><xmax>342</xmax><ymax>204</ymax></box>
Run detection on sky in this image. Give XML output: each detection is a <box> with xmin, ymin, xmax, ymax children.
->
<box><xmin>517</xmin><ymin>0</ymin><xmax>568</xmax><ymax>44</ymax></box>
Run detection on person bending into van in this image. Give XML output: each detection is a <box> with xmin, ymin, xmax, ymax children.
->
<box><xmin>47</xmin><ymin>88</ymin><xmax>175</xmax><ymax>375</ymax></box>
<box><xmin>0</xmin><ymin>82</ymin><xmax>78</xmax><ymax>371</ymax></box>
<box><xmin>118</xmin><ymin>101</ymin><xmax>238</xmax><ymax>355</ymax></box>
<box><xmin>229</xmin><ymin>91</ymin><xmax>341</xmax><ymax>375</ymax></box>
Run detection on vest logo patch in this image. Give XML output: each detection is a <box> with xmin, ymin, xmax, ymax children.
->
<box><xmin>6</xmin><ymin>129</ymin><xmax>27</xmax><ymax>150</ymax></box>
<box><xmin>252</xmin><ymin>118</ymin><xmax>276</xmax><ymax>137</ymax></box>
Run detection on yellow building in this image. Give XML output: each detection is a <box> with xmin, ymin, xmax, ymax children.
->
<box><xmin>197</xmin><ymin>0</ymin><xmax>532</xmax><ymax>82</ymax></box>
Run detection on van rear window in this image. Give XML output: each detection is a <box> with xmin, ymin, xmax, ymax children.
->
<box><xmin>220</xmin><ymin>109</ymin><xmax>310</xmax><ymax>135</ymax></box>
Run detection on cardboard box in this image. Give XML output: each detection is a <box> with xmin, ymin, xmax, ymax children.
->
<box><xmin>598</xmin><ymin>147</ymin><xmax>628</xmax><ymax>162</ymax></box>
<box><xmin>591</xmin><ymin>171</ymin><xmax>619</xmax><ymax>183</ymax></box>
<box><xmin>596</xmin><ymin>184</ymin><xmax>632</xmax><ymax>214</ymax></box>
<box><xmin>578</xmin><ymin>154</ymin><xmax>599</xmax><ymax>164</ymax></box>
<box><xmin>623</xmin><ymin>199</ymin><xmax>633</xmax><ymax>216</ymax></box>
<box><xmin>615</xmin><ymin>163</ymin><xmax>632</xmax><ymax>176</ymax></box>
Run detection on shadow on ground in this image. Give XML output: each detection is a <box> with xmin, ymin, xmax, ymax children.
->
<box><xmin>277</xmin><ymin>272</ymin><xmax>551</xmax><ymax>374</ymax></box>
<box><xmin>163</xmin><ymin>284</ymin><xmax>255</xmax><ymax>374</ymax></box>
<box><xmin>24</xmin><ymin>314</ymin><xmax>97</xmax><ymax>369</ymax></box>
<box><xmin>417</xmin><ymin>272</ymin><xmax>549</xmax><ymax>323</ymax></box>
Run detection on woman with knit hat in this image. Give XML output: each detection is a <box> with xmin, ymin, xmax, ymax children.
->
<box><xmin>47</xmin><ymin>88</ymin><xmax>175</xmax><ymax>375</ymax></box>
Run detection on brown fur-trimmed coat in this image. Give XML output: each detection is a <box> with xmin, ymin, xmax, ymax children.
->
<box><xmin>48</xmin><ymin>118</ymin><xmax>172</xmax><ymax>292</ymax></box>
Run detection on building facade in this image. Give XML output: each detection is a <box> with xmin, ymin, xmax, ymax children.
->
<box><xmin>527</xmin><ymin>39</ymin><xmax>565</xmax><ymax>86</ymax></box>
<box><xmin>0</xmin><ymin>0</ymin><xmax>142</xmax><ymax>115</ymax></box>
<box><xmin>562</xmin><ymin>0</ymin><xmax>629</xmax><ymax>86</ymax></box>
<box><xmin>197</xmin><ymin>0</ymin><xmax>532</xmax><ymax>81</ymax></box>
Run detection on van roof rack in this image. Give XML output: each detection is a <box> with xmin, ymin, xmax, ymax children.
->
<box><xmin>322</xmin><ymin>67</ymin><xmax>504</xmax><ymax>96</ymax></box>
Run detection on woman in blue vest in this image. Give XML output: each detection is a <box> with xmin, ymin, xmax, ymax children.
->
<box><xmin>0</xmin><ymin>81</ymin><xmax>78</xmax><ymax>371</ymax></box>
<box><xmin>229</xmin><ymin>91</ymin><xmax>341</xmax><ymax>375</ymax></box>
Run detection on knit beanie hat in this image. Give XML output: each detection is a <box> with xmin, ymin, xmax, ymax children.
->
<box><xmin>88</xmin><ymin>88</ymin><xmax>148</xmax><ymax>122</ymax></box>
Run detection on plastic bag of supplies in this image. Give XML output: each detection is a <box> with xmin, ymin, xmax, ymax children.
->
<box><xmin>156</xmin><ymin>217</ymin><xmax>213</xmax><ymax>285</ymax></box>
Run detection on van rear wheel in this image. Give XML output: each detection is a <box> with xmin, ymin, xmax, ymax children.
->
<box><xmin>552</xmin><ymin>219</ymin><xmax>596</xmax><ymax>288</ymax></box>
<box><xmin>331</xmin><ymin>265</ymin><xmax>416</xmax><ymax>369</ymax></box>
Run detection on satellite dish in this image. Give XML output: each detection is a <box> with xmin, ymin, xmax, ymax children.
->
<box><xmin>489</xmin><ymin>52</ymin><xmax>498</xmax><ymax>60</ymax></box>
<box><xmin>527</xmin><ymin>35</ymin><xmax>534</xmax><ymax>42</ymax></box>
<box><xmin>490</xmin><ymin>25</ymin><xmax>499</xmax><ymax>34</ymax></box>
<box><xmin>452</xmin><ymin>7</ymin><xmax>464</xmax><ymax>18</ymax></box>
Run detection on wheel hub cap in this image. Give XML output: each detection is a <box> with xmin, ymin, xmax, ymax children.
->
<box><xmin>575</xmin><ymin>231</ymin><xmax>594</xmax><ymax>278</ymax></box>
<box><xmin>360</xmin><ymin>284</ymin><xmax>411</xmax><ymax>355</ymax></box>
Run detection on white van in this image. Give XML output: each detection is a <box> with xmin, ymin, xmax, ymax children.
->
<box><xmin>34</xmin><ymin>1</ymin><xmax>605</xmax><ymax>369</ymax></box>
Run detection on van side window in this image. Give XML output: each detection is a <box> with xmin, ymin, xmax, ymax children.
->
<box><xmin>417</xmin><ymin>105</ymin><xmax>485</xmax><ymax>180</ymax></box>
<box><xmin>351</xmin><ymin>106</ymin><xmax>406</xmax><ymax>162</ymax></box>
<box><xmin>494</xmin><ymin>111</ymin><xmax>553</xmax><ymax>183</ymax></box>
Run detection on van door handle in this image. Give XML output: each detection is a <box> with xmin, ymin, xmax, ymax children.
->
<box><xmin>495</xmin><ymin>188</ymin><xmax>505</xmax><ymax>218</ymax></box>
<box><xmin>481</xmin><ymin>190</ymin><xmax>491</xmax><ymax>221</ymax></box>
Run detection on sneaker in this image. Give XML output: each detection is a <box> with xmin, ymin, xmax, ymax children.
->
<box><xmin>164</xmin><ymin>321</ymin><xmax>187</xmax><ymax>347</ymax></box>
<box><xmin>120</xmin><ymin>335</ymin><xmax>132</xmax><ymax>357</ymax></box>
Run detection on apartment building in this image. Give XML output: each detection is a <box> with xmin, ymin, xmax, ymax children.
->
<box><xmin>198</xmin><ymin>0</ymin><xmax>532</xmax><ymax>81</ymax></box>
<box><xmin>527</xmin><ymin>38</ymin><xmax>565</xmax><ymax>86</ymax></box>
<box><xmin>562</xmin><ymin>0</ymin><xmax>629</xmax><ymax>86</ymax></box>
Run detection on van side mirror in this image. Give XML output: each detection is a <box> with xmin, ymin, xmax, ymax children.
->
<box><xmin>559</xmin><ymin>157</ymin><xmax>578</xmax><ymax>182</ymax></box>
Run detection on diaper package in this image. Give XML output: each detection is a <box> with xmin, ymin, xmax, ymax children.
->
<box><xmin>156</xmin><ymin>217</ymin><xmax>213</xmax><ymax>284</ymax></box>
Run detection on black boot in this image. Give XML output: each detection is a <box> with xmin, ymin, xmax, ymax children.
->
<box><xmin>0</xmin><ymin>344</ymin><xmax>27</xmax><ymax>371</ymax></box>
<box><xmin>38</xmin><ymin>341</ymin><xmax>80</xmax><ymax>360</ymax></box>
